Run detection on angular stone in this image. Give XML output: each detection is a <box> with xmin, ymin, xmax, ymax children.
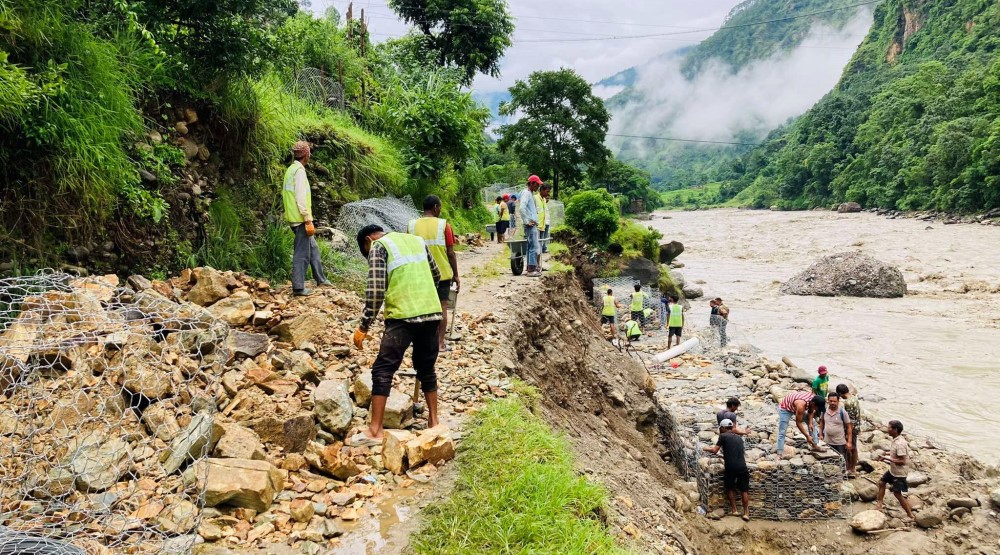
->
<box><xmin>850</xmin><ymin>510</ymin><xmax>887</xmax><ymax>534</ymax></box>
<box><xmin>252</xmin><ymin>310</ymin><xmax>273</xmax><ymax>326</ymax></box>
<box><xmin>121</xmin><ymin>358</ymin><xmax>173</xmax><ymax>400</ymax></box>
<box><xmin>247</xmin><ymin>413</ymin><xmax>315</xmax><ymax>453</ymax></box>
<box><xmin>353</xmin><ymin>372</ymin><xmax>373</xmax><ymax>408</ymax></box>
<box><xmin>383</xmin><ymin>430</ymin><xmax>414</xmax><ymax>475</ymax></box>
<box><xmin>213</xmin><ymin>423</ymin><xmax>265</xmax><ymax>460</ymax></box>
<box><xmin>191</xmin><ymin>458</ymin><xmax>283</xmax><ymax>512</ymax></box>
<box><xmin>142</xmin><ymin>403</ymin><xmax>182</xmax><ymax>442</ymax></box>
<box><xmin>319</xmin><ymin>444</ymin><xmax>361</xmax><ymax>480</ymax></box>
<box><xmin>383</xmin><ymin>389</ymin><xmax>413</xmax><ymax>430</ymax></box>
<box><xmin>209</xmin><ymin>292</ymin><xmax>255</xmax><ymax>325</ymax></box>
<box><xmin>991</xmin><ymin>487</ymin><xmax>1000</xmax><ymax>510</ymax></box>
<box><xmin>68</xmin><ymin>435</ymin><xmax>131</xmax><ymax>492</ymax></box>
<box><xmin>226</xmin><ymin>331</ymin><xmax>270</xmax><ymax>359</ymax></box>
<box><xmin>127</xmin><ymin>275</ymin><xmax>153</xmax><ymax>292</ymax></box>
<box><xmin>156</xmin><ymin>498</ymin><xmax>198</xmax><ymax>534</ymax></box>
<box><xmin>162</xmin><ymin>413</ymin><xmax>224</xmax><ymax>474</ymax></box>
<box><xmin>188</xmin><ymin>267</ymin><xmax>230</xmax><ymax>307</ymax></box>
<box><xmin>404</xmin><ymin>425</ymin><xmax>455</xmax><ymax>468</ymax></box>
<box><xmin>290</xmin><ymin>499</ymin><xmax>314</xmax><ymax>523</ymax></box>
<box><xmin>285</xmin><ymin>350</ymin><xmax>320</xmax><ymax>382</ymax></box>
<box><xmin>271</xmin><ymin>313</ymin><xmax>332</xmax><ymax>349</ymax></box>
<box><xmin>313</xmin><ymin>380</ymin><xmax>353</xmax><ymax>435</ymax></box>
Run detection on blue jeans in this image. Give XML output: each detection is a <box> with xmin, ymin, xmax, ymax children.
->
<box><xmin>525</xmin><ymin>225</ymin><xmax>539</xmax><ymax>267</ymax></box>
<box><xmin>777</xmin><ymin>409</ymin><xmax>793</xmax><ymax>453</ymax></box>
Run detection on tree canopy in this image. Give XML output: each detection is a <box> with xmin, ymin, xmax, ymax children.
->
<box><xmin>497</xmin><ymin>68</ymin><xmax>611</xmax><ymax>199</ymax></box>
<box><xmin>386</xmin><ymin>0</ymin><xmax>514</xmax><ymax>84</ymax></box>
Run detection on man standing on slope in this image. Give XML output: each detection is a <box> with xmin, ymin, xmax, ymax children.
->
<box><xmin>519</xmin><ymin>176</ymin><xmax>543</xmax><ymax>277</ymax></box>
<box><xmin>283</xmin><ymin>141</ymin><xmax>329</xmax><ymax>296</ymax></box>
<box><xmin>408</xmin><ymin>195</ymin><xmax>460</xmax><ymax>350</ymax></box>
<box><xmin>351</xmin><ymin>224</ymin><xmax>442</xmax><ymax>446</ymax></box>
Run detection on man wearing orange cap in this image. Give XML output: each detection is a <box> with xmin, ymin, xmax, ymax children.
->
<box><xmin>282</xmin><ymin>141</ymin><xmax>329</xmax><ymax>296</ymax></box>
<box><xmin>519</xmin><ymin>175</ymin><xmax>543</xmax><ymax>277</ymax></box>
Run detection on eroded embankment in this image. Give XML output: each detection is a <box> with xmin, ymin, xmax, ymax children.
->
<box><xmin>495</xmin><ymin>273</ymin><xmax>1000</xmax><ymax>555</ymax></box>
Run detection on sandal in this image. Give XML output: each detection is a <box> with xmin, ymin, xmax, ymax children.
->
<box><xmin>742</xmin><ymin>515</ymin><xmax>750</xmax><ymax>522</ymax></box>
<box><xmin>347</xmin><ymin>432</ymin><xmax>381</xmax><ymax>448</ymax></box>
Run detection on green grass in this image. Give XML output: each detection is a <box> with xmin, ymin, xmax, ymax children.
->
<box><xmin>660</xmin><ymin>183</ymin><xmax>727</xmax><ymax>210</ymax></box>
<box><xmin>412</xmin><ymin>395</ymin><xmax>635</xmax><ymax>555</ymax></box>
<box><xmin>469</xmin><ymin>249</ymin><xmax>510</xmax><ymax>281</ymax></box>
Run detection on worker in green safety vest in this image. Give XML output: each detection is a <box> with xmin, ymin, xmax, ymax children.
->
<box><xmin>667</xmin><ymin>295</ymin><xmax>685</xmax><ymax>348</ymax></box>
<box><xmin>625</xmin><ymin>318</ymin><xmax>642</xmax><ymax>342</ymax></box>
<box><xmin>350</xmin><ymin>224</ymin><xmax>443</xmax><ymax>447</ymax></box>
<box><xmin>407</xmin><ymin>195</ymin><xmax>459</xmax><ymax>351</ymax></box>
<box><xmin>601</xmin><ymin>288</ymin><xmax>620</xmax><ymax>326</ymax></box>
<box><xmin>282</xmin><ymin>141</ymin><xmax>329</xmax><ymax>296</ymax></box>
<box><xmin>630</xmin><ymin>283</ymin><xmax>647</xmax><ymax>325</ymax></box>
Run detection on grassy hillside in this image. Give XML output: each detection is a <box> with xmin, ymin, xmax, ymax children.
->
<box><xmin>724</xmin><ymin>0</ymin><xmax>1000</xmax><ymax>212</ymax></box>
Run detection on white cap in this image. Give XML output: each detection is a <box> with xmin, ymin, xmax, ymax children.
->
<box><xmin>720</xmin><ymin>419</ymin><xmax>734</xmax><ymax>428</ymax></box>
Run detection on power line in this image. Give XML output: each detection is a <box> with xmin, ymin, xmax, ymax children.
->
<box><xmin>517</xmin><ymin>0</ymin><xmax>883</xmax><ymax>43</ymax></box>
<box><xmin>607</xmin><ymin>133</ymin><xmax>760</xmax><ymax>147</ymax></box>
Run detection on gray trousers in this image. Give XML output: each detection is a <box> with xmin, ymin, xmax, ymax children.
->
<box><xmin>291</xmin><ymin>224</ymin><xmax>327</xmax><ymax>291</ymax></box>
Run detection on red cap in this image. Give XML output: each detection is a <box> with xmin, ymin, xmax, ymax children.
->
<box><xmin>503</xmin><ymin>194</ymin><xmax>510</xmax><ymax>200</ymax></box>
<box><xmin>818</xmin><ymin>365</ymin><xmax>828</xmax><ymax>375</ymax></box>
<box><xmin>527</xmin><ymin>175</ymin><xmax>543</xmax><ymax>185</ymax></box>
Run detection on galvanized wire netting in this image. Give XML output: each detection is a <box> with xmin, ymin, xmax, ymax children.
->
<box><xmin>0</xmin><ymin>272</ymin><xmax>226</xmax><ymax>553</ymax></box>
<box><xmin>592</xmin><ymin>278</ymin><xmax>661</xmax><ymax>328</ymax></box>
<box><xmin>287</xmin><ymin>67</ymin><xmax>345</xmax><ymax>110</ymax></box>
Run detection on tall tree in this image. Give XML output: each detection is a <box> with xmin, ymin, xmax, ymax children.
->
<box><xmin>498</xmin><ymin>68</ymin><xmax>610</xmax><ymax>199</ymax></box>
<box><xmin>386</xmin><ymin>0</ymin><xmax>514</xmax><ymax>85</ymax></box>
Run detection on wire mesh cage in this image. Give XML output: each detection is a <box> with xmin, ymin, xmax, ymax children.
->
<box><xmin>0</xmin><ymin>272</ymin><xmax>227</xmax><ymax>553</ymax></box>
<box><xmin>287</xmin><ymin>67</ymin><xmax>345</xmax><ymax>110</ymax></box>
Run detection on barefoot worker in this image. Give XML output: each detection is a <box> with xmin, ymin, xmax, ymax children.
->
<box><xmin>716</xmin><ymin>397</ymin><xmax>752</xmax><ymax>436</ymax></box>
<box><xmin>836</xmin><ymin>384</ymin><xmax>862</xmax><ymax>476</ymax></box>
<box><xmin>703</xmin><ymin>419</ymin><xmax>751</xmax><ymax>521</ymax></box>
<box><xmin>408</xmin><ymin>195</ymin><xmax>460</xmax><ymax>350</ymax></box>
<box><xmin>776</xmin><ymin>391</ymin><xmax>824</xmax><ymax>454</ymax></box>
<box><xmin>283</xmin><ymin>140</ymin><xmax>329</xmax><ymax>296</ymax></box>
<box><xmin>351</xmin><ymin>224</ymin><xmax>442</xmax><ymax>446</ymax></box>
<box><xmin>876</xmin><ymin>419</ymin><xmax>916</xmax><ymax>521</ymax></box>
<box><xmin>601</xmin><ymin>288</ymin><xmax>621</xmax><ymax>326</ymax></box>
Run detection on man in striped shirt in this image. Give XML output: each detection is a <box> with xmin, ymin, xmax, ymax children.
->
<box><xmin>776</xmin><ymin>391</ymin><xmax>825</xmax><ymax>454</ymax></box>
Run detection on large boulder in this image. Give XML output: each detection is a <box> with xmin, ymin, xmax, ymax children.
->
<box><xmin>619</xmin><ymin>257</ymin><xmax>659</xmax><ymax>286</ymax></box>
<box><xmin>161</xmin><ymin>413</ymin><xmax>224</xmax><ymax>474</ymax></box>
<box><xmin>213</xmin><ymin>423</ymin><xmax>266</xmax><ymax>460</ymax></box>
<box><xmin>838</xmin><ymin>202</ymin><xmax>863</xmax><ymax>213</ymax></box>
<box><xmin>67</xmin><ymin>434</ymin><xmax>131</xmax><ymax>492</ymax></box>
<box><xmin>208</xmin><ymin>292</ymin><xmax>255</xmax><ymax>325</ymax></box>
<box><xmin>658</xmin><ymin>241</ymin><xmax>685</xmax><ymax>264</ymax></box>
<box><xmin>189</xmin><ymin>458</ymin><xmax>283</xmax><ymax>512</ymax></box>
<box><xmin>188</xmin><ymin>267</ymin><xmax>230</xmax><ymax>306</ymax></box>
<box><xmin>781</xmin><ymin>253</ymin><xmax>907</xmax><ymax>298</ymax></box>
<box><xmin>226</xmin><ymin>331</ymin><xmax>270</xmax><ymax>359</ymax></box>
<box><xmin>313</xmin><ymin>380</ymin><xmax>353</xmax><ymax>435</ymax></box>
<box><xmin>850</xmin><ymin>510</ymin><xmax>888</xmax><ymax>534</ymax></box>
<box><xmin>270</xmin><ymin>313</ymin><xmax>332</xmax><ymax>349</ymax></box>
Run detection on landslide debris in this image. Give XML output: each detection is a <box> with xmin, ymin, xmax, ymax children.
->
<box><xmin>782</xmin><ymin>252</ymin><xmax>907</xmax><ymax>298</ymax></box>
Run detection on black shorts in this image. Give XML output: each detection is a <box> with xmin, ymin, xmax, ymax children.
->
<box><xmin>880</xmin><ymin>471</ymin><xmax>908</xmax><ymax>493</ymax></box>
<box><xmin>437</xmin><ymin>280</ymin><xmax>452</xmax><ymax>302</ymax></box>
<box><xmin>601</xmin><ymin>315</ymin><xmax>615</xmax><ymax>324</ymax></box>
<box><xmin>724</xmin><ymin>469</ymin><xmax>751</xmax><ymax>493</ymax></box>
<box><xmin>669</xmin><ymin>326</ymin><xmax>683</xmax><ymax>337</ymax></box>
<box><xmin>829</xmin><ymin>444</ymin><xmax>848</xmax><ymax>458</ymax></box>
<box><xmin>631</xmin><ymin>311</ymin><xmax>644</xmax><ymax>321</ymax></box>
<box><xmin>496</xmin><ymin>221</ymin><xmax>509</xmax><ymax>235</ymax></box>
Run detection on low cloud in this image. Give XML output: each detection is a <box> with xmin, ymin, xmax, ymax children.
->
<box><xmin>609</xmin><ymin>10</ymin><xmax>873</xmax><ymax>148</ymax></box>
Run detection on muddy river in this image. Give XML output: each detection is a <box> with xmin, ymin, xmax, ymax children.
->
<box><xmin>649</xmin><ymin>209</ymin><xmax>1000</xmax><ymax>464</ymax></box>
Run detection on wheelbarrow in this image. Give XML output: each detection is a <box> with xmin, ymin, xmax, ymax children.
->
<box><xmin>506</xmin><ymin>236</ymin><xmax>550</xmax><ymax>275</ymax></box>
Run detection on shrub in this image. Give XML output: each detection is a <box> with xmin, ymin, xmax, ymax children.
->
<box><xmin>565</xmin><ymin>189</ymin><xmax>619</xmax><ymax>246</ymax></box>
<box><xmin>610</xmin><ymin>220</ymin><xmax>663</xmax><ymax>260</ymax></box>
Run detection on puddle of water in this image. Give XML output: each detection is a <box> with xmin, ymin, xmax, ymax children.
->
<box><xmin>330</xmin><ymin>487</ymin><xmax>420</xmax><ymax>555</ymax></box>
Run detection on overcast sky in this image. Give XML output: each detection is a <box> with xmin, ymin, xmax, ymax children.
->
<box><xmin>310</xmin><ymin>0</ymin><xmax>746</xmax><ymax>92</ymax></box>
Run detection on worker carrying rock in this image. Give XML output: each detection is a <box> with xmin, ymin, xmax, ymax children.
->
<box><xmin>350</xmin><ymin>224</ymin><xmax>443</xmax><ymax>446</ymax></box>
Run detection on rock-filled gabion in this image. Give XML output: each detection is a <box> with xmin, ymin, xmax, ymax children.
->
<box><xmin>0</xmin><ymin>272</ymin><xmax>225</xmax><ymax>554</ymax></box>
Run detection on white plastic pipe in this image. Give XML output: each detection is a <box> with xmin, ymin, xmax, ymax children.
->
<box><xmin>653</xmin><ymin>337</ymin><xmax>700</xmax><ymax>363</ymax></box>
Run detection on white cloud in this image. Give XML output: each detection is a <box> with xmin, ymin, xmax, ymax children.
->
<box><xmin>309</xmin><ymin>0</ymin><xmax>745</xmax><ymax>92</ymax></box>
<box><xmin>609</xmin><ymin>10</ymin><xmax>873</xmax><ymax>145</ymax></box>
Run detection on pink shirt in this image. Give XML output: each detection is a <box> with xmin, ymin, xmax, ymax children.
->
<box><xmin>780</xmin><ymin>391</ymin><xmax>815</xmax><ymax>412</ymax></box>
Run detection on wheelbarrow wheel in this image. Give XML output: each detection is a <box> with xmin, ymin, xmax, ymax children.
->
<box><xmin>511</xmin><ymin>256</ymin><xmax>525</xmax><ymax>276</ymax></box>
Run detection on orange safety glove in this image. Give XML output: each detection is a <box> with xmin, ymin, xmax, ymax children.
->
<box><xmin>304</xmin><ymin>221</ymin><xmax>316</xmax><ymax>236</ymax></box>
<box><xmin>353</xmin><ymin>328</ymin><xmax>367</xmax><ymax>349</ymax></box>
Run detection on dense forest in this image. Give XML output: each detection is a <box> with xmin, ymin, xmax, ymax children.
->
<box><xmin>722</xmin><ymin>0</ymin><xmax>1000</xmax><ymax>212</ymax></box>
<box><xmin>604</xmin><ymin>0</ymin><xmax>857</xmax><ymax>190</ymax></box>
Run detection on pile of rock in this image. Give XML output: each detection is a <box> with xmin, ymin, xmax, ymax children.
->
<box><xmin>0</xmin><ymin>266</ymin><xmax>511</xmax><ymax>553</ymax></box>
<box><xmin>781</xmin><ymin>252</ymin><xmax>907</xmax><ymax>298</ymax></box>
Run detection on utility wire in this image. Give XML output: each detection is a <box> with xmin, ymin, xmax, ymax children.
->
<box><xmin>607</xmin><ymin>133</ymin><xmax>760</xmax><ymax>147</ymax></box>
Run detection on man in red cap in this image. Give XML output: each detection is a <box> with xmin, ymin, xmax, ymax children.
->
<box><xmin>518</xmin><ymin>176</ymin><xmax>543</xmax><ymax>277</ymax></box>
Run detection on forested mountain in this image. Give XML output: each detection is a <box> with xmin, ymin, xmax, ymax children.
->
<box><xmin>604</xmin><ymin>0</ymin><xmax>868</xmax><ymax>190</ymax></box>
<box><xmin>723</xmin><ymin>0</ymin><xmax>1000</xmax><ymax>212</ymax></box>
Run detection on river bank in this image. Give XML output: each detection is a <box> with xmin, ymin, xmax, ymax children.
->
<box><xmin>646</xmin><ymin>208</ymin><xmax>1000</xmax><ymax>464</ymax></box>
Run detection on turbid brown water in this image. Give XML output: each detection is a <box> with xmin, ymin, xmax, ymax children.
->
<box><xmin>649</xmin><ymin>209</ymin><xmax>1000</xmax><ymax>463</ymax></box>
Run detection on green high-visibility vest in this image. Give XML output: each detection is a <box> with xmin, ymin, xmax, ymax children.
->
<box><xmin>535</xmin><ymin>192</ymin><xmax>546</xmax><ymax>228</ymax></box>
<box><xmin>375</xmin><ymin>233</ymin><xmax>442</xmax><ymax>320</ymax></box>
<box><xmin>407</xmin><ymin>217</ymin><xmax>453</xmax><ymax>281</ymax></box>
<box><xmin>602</xmin><ymin>295</ymin><xmax>616</xmax><ymax>317</ymax></box>
<box><xmin>668</xmin><ymin>303</ymin><xmax>684</xmax><ymax>327</ymax></box>
<box><xmin>625</xmin><ymin>320</ymin><xmax>641</xmax><ymax>338</ymax></box>
<box><xmin>630</xmin><ymin>291</ymin><xmax>646</xmax><ymax>311</ymax></box>
<box><xmin>282</xmin><ymin>161</ymin><xmax>310</xmax><ymax>224</ymax></box>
